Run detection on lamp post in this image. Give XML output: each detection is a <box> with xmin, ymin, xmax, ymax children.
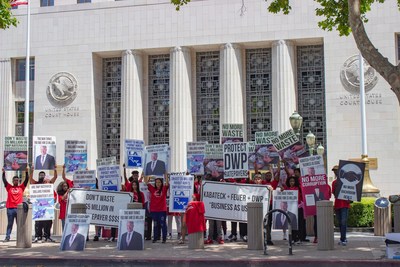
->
<box><xmin>306</xmin><ymin>131</ymin><xmax>316</xmax><ymax>155</ymax></box>
<box><xmin>289</xmin><ymin>111</ymin><xmax>303</xmax><ymax>138</ymax></box>
<box><xmin>316</xmin><ymin>144</ymin><xmax>325</xmax><ymax>156</ymax></box>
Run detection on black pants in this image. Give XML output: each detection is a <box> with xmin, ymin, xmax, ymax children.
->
<box><xmin>145</xmin><ymin>215</ymin><xmax>152</xmax><ymax>240</ymax></box>
<box><xmin>231</xmin><ymin>222</ymin><xmax>248</xmax><ymax>237</ymax></box>
<box><xmin>35</xmin><ymin>220</ymin><xmax>52</xmax><ymax>239</ymax></box>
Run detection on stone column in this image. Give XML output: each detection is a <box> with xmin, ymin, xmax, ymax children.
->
<box><xmin>220</xmin><ymin>43</ymin><xmax>244</xmax><ymax>126</ymax></box>
<box><xmin>271</xmin><ymin>40</ymin><xmax>297</xmax><ymax>132</ymax></box>
<box><xmin>317</xmin><ymin>200</ymin><xmax>334</xmax><ymax>250</ymax></box>
<box><xmin>120</xmin><ymin>50</ymin><xmax>144</xmax><ymax>164</ymax></box>
<box><xmin>169</xmin><ymin>47</ymin><xmax>193</xmax><ymax>173</ymax></box>
<box><xmin>17</xmin><ymin>203</ymin><xmax>32</xmax><ymax>248</ymax></box>
<box><xmin>0</xmin><ymin>59</ymin><xmax>13</xmax><ymax>207</ymax></box>
<box><xmin>247</xmin><ymin>202</ymin><xmax>263</xmax><ymax>250</ymax></box>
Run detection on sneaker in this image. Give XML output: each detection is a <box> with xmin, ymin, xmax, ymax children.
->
<box><xmin>217</xmin><ymin>237</ymin><xmax>224</xmax><ymax>244</ymax></box>
<box><xmin>3</xmin><ymin>237</ymin><xmax>10</xmax><ymax>242</ymax></box>
<box><xmin>152</xmin><ymin>239</ymin><xmax>158</xmax><ymax>243</ymax></box>
<box><xmin>301</xmin><ymin>238</ymin><xmax>310</xmax><ymax>242</ymax></box>
<box><xmin>93</xmin><ymin>236</ymin><xmax>99</xmax><ymax>241</ymax></box>
<box><xmin>283</xmin><ymin>232</ymin><xmax>287</xmax><ymax>240</ymax></box>
<box><xmin>228</xmin><ymin>234</ymin><xmax>237</xmax><ymax>242</ymax></box>
<box><xmin>162</xmin><ymin>239</ymin><xmax>166</xmax><ymax>244</ymax></box>
<box><xmin>296</xmin><ymin>240</ymin><xmax>302</xmax><ymax>245</ymax></box>
<box><xmin>338</xmin><ymin>240</ymin><xmax>347</xmax><ymax>246</ymax></box>
<box><xmin>167</xmin><ymin>233</ymin><xmax>172</xmax><ymax>240</ymax></box>
<box><xmin>242</xmin><ymin>235</ymin><xmax>248</xmax><ymax>242</ymax></box>
<box><xmin>177</xmin><ymin>233</ymin><xmax>181</xmax><ymax>240</ymax></box>
<box><xmin>45</xmin><ymin>237</ymin><xmax>56</xmax><ymax>243</ymax></box>
<box><xmin>313</xmin><ymin>237</ymin><xmax>318</xmax><ymax>244</ymax></box>
<box><xmin>204</xmin><ymin>238</ymin><xmax>213</xmax><ymax>245</ymax></box>
<box><xmin>267</xmin><ymin>240</ymin><xmax>274</xmax><ymax>246</ymax></box>
<box><xmin>33</xmin><ymin>237</ymin><xmax>39</xmax><ymax>243</ymax></box>
<box><xmin>108</xmin><ymin>237</ymin><xmax>115</xmax><ymax>242</ymax></box>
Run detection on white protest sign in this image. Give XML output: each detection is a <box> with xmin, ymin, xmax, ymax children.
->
<box><xmin>73</xmin><ymin>170</ymin><xmax>96</xmax><ymax>189</ymax></box>
<box><xmin>96</xmin><ymin>156</ymin><xmax>117</xmax><ymax>167</ymax></box>
<box><xmin>202</xmin><ymin>181</ymin><xmax>270</xmax><ymax>222</ymax></box>
<box><xmin>299</xmin><ymin>155</ymin><xmax>325</xmax><ymax>177</ymax></box>
<box><xmin>60</xmin><ymin>214</ymin><xmax>91</xmax><ymax>251</ymax></box>
<box><xmin>97</xmin><ymin>165</ymin><xmax>121</xmax><ymax>191</ymax></box>
<box><xmin>272</xmin><ymin>190</ymin><xmax>299</xmax><ymax>230</ymax></box>
<box><xmin>221</xmin><ymin>123</ymin><xmax>244</xmax><ymax>144</ymax></box>
<box><xmin>169</xmin><ymin>175</ymin><xmax>194</xmax><ymax>213</ymax></box>
<box><xmin>30</xmin><ymin>184</ymin><xmax>55</xmax><ymax>221</ymax></box>
<box><xmin>186</xmin><ymin>142</ymin><xmax>207</xmax><ymax>175</ymax></box>
<box><xmin>271</xmin><ymin>129</ymin><xmax>299</xmax><ymax>151</ymax></box>
<box><xmin>223</xmin><ymin>142</ymin><xmax>249</xmax><ymax>179</ymax></box>
<box><xmin>125</xmin><ymin>139</ymin><xmax>144</xmax><ymax>168</ymax></box>
<box><xmin>64</xmin><ymin>140</ymin><xmax>87</xmax><ymax>173</ymax></box>
<box><xmin>117</xmin><ymin>209</ymin><xmax>145</xmax><ymax>250</ymax></box>
<box><xmin>67</xmin><ymin>189</ymin><xmax>133</xmax><ymax>227</ymax></box>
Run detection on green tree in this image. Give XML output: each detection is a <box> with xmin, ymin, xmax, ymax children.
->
<box><xmin>171</xmin><ymin>0</ymin><xmax>400</xmax><ymax>105</ymax></box>
<box><xmin>0</xmin><ymin>0</ymin><xmax>18</xmax><ymax>29</ymax></box>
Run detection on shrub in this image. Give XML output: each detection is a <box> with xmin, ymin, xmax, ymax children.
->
<box><xmin>347</xmin><ymin>197</ymin><xmax>375</xmax><ymax>227</ymax></box>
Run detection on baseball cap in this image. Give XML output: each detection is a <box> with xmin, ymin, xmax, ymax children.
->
<box><xmin>331</xmin><ymin>165</ymin><xmax>339</xmax><ymax>171</ymax></box>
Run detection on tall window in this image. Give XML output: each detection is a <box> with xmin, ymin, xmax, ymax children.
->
<box><xmin>397</xmin><ymin>34</ymin><xmax>400</xmax><ymax>61</ymax></box>
<box><xmin>41</xmin><ymin>0</ymin><xmax>54</xmax><ymax>6</ymax></box>
<box><xmin>245</xmin><ymin>48</ymin><xmax>273</xmax><ymax>141</ymax></box>
<box><xmin>16</xmin><ymin>58</ymin><xmax>35</xmax><ymax>81</ymax></box>
<box><xmin>196</xmin><ymin>51</ymin><xmax>220</xmax><ymax>144</ymax></box>
<box><xmin>77</xmin><ymin>0</ymin><xmax>91</xmax><ymax>3</ymax></box>
<box><xmin>297</xmin><ymin>45</ymin><xmax>326</xmax><ymax>150</ymax></box>
<box><xmin>102</xmin><ymin>58</ymin><xmax>122</xmax><ymax>162</ymax></box>
<box><xmin>15</xmin><ymin>101</ymin><xmax>34</xmax><ymax>160</ymax></box>
<box><xmin>148</xmin><ymin>55</ymin><xmax>170</xmax><ymax>145</ymax></box>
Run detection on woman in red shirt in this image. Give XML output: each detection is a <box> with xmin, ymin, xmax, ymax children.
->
<box><xmin>146</xmin><ymin>175</ymin><xmax>169</xmax><ymax>243</ymax></box>
<box><xmin>131</xmin><ymin>180</ymin><xmax>145</xmax><ymax>208</ymax></box>
<box><xmin>56</xmin><ymin>181</ymin><xmax>70</xmax><ymax>231</ymax></box>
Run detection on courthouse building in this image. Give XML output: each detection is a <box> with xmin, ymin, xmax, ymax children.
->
<box><xmin>0</xmin><ymin>0</ymin><xmax>399</xmax><ymax>198</ymax></box>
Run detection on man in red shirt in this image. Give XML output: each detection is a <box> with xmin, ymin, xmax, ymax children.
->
<box><xmin>2</xmin><ymin>167</ymin><xmax>29</xmax><ymax>242</ymax></box>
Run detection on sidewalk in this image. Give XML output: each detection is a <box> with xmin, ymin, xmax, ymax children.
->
<box><xmin>0</xmin><ymin>230</ymin><xmax>397</xmax><ymax>267</ymax></box>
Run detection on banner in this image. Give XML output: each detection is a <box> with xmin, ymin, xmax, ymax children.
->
<box><xmin>96</xmin><ymin>156</ymin><xmax>116</xmax><ymax>167</ymax></box>
<box><xmin>67</xmin><ymin>189</ymin><xmax>133</xmax><ymax>227</ymax></box>
<box><xmin>143</xmin><ymin>144</ymin><xmax>169</xmax><ymax>176</ymax></box>
<box><xmin>252</xmin><ymin>131</ymin><xmax>280</xmax><ymax>170</ymax></box>
<box><xmin>299</xmin><ymin>174</ymin><xmax>330</xmax><ymax>217</ymax></box>
<box><xmin>186</xmin><ymin>141</ymin><xmax>207</xmax><ymax>175</ymax></box>
<box><xmin>30</xmin><ymin>184</ymin><xmax>55</xmax><ymax>221</ymax></box>
<box><xmin>125</xmin><ymin>139</ymin><xmax>144</xmax><ymax>168</ymax></box>
<box><xmin>60</xmin><ymin>214</ymin><xmax>91</xmax><ymax>251</ymax></box>
<box><xmin>223</xmin><ymin>142</ymin><xmax>249</xmax><ymax>179</ymax></box>
<box><xmin>272</xmin><ymin>190</ymin><xmax>298</xmax><ymax>230</ymax></box>
<box><xmin>168</xmin><ymin>175</ymin><xmax>194</xmax><ymax>212</ymax></box>
<box><xmin>335</xmin><ymin>160</ymin><xmax>365</xmax><ymax>202</ymax></box>
<box><xmin>3</xmin><ymin>136</ymin><xmax>28</xmax><ymax>171</ymax></box>
<box><xmin>97</xmin><ymin>165</ymin><xmax>121</xmax><ymax>191</ymax></box>
<box><xmin>117</xmin><ymin>209</ymin><xmax>145</xmax><ymax>250</ymax></box>
<box><xmin>271</xmin><ymin>130</ymin><xmax>307</xmax><ymax>170</ymax></box>
<box><xmin>65</xmin><ymin>140</ymin><xmax>87</xmax><ymax>173</ymax></box>
<box><xmin>221</xmin><ymin>123</ymin><xmax>243</xmax><ymax>144</ymax></box>
<box><xmin>204</xmin><ymin>144</ymin><xmax>224</xmax><ymax>180</ymax></box>
<box><xmin>73</xmin><ymin>170</ymin><xmax>96</xmax><ymax>189</ymax></box>
<box><xmin>202</xmin><ymin>181</ymin><xmax>270</xmax><ymax>222</ymax></box>
<box><xmin>33</xmin><ymin>136</ymin><xmax>56</xmax><ymax>170</ymax></box>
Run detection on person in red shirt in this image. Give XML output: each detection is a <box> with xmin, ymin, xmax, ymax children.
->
<box><xmin>131</xmin><ymin>180</ymin><xmax>145</xmax><ymax>208</ymax></box>
<box><xmin>2</xmin><ymin>167</ymin><xmax>29</xmax><ymax>242</ymax></box>
<box><xmin>145</xmin><ymin>174</ymin><xmax>169</xmax><ymax>243</ymax></box>
<box><xmin>332</xmin><ymin>165</ymin><xmax>351</xmax><ymax>246</ymax></box>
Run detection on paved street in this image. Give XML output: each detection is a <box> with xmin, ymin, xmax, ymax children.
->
<box><xmin>0</xmin><ymin>230</ymin><xmax>397</xmax><ymax>266</ymax></box>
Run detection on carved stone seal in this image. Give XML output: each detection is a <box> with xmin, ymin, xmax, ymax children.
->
<box><xmin>46</xmin><ymin>72</ymin><xmax>78</xmax><ymax>108</ymax></box>
<box><xmin>340</xmin><ymin>55</ymin><xmax>378</xmax><ymax>94</ymax></box>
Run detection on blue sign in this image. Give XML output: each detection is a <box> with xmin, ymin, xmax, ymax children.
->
<box><xmin>173</xmin><ymin>197</ymin><xmax>189</xmax><ymax>210</ymax></box>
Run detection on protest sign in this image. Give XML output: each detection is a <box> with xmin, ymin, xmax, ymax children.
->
<box><xmin>299</xmin><ymin>155</ymin><xmax>325</xmax><ymax>177</ymax></box>
<box><xmin>73</xmin><ymin>170</ymin><xmax>96</xmax><ymax>189</ymax></box>
<box><xmin>3</xmin><ymin>136</ymin><xmax>28</xmax><ymax>171</ymax></box>
<box><xmin>272</xmin><ymin>190</ymin><xmax>298</xmax><ymax>230</ymax></box>
<box><xmin>125</xmin><ymin>139</ymin><xmax>144</xmax><ymax>168</ymax></box>
<box><xmin>252</xmin><ymin>131</ymin><xmax>280</xmax><ymax>170</ymax></box>
<box><xmin>67</xmin><ymin>189</ymin><xmax>133</xmax><ymax>227</ymax></box>
<box><xmin>271</xmin><ymin>130</ymin><xmax>307</xmax><ymax>170</ymax></box>
<box><xmin>97</xmin><ymin>165</ymin><xmax>121</xmax><ymax>191</ymax></box>
<box><xmin>96</xmin><ymin>156</ymin><xmax>116</xmax><ymax>167</ymax></box>
<box><xmin>335</xmin><ymin>160</ymin><xmax>365</xmax><ymax>202</ymax></box>
<box><xmin>33</xmin><ymin>136</ymin><xmax>56</xmax><ymax>170</ymax></box>
<box><xmin>221</xmin><ymin>123</ymin><xmax>244</xmax><ymax>144</ymax></box>
<box><xmin>169</xmin><ymin>175</ymin><xmax>194</xmax><ymax>212</ymax></box>
<box><xmin>202</xmin><ymin>181</ymin><xmax>270</xmax><ymax>222</ymax></box>
<box><xmin>299</xmin><ymin>174</ymin><xmax>330</xmax><ymax>216</ymax></box>
<box><xmin>65</xmin><ymin>140</ymin><xmax>87</xmax><ymax>173</ymax></box>
<box><xmin>186</xmin><ymin>142</ymin><xmax>207</xmax><ymax>175</ymax></box>
<box><xmin>204</xmin><ymin>144</ymin><xmax>224</xmax><ymax>180</ymax></box>
<box><xmin>223</xmin><ymin>142</ymin><xmax>249</xmax><ymax>179</ymax></box>
<box><xmin>60</xmin><ymin>214</ymin><xmax>91</xmax><ymax>251</ymax></box>
<box><xmin>117</xmin><ymin>209</ymin><xmax>145</xmax><ymax>250</ymax></box>
<box><xmin>144</xmin><ymin>144</ymin><xmax>169</xmax><ymax>176</ymax></box>
<box><xmin>30</xmin><ymin>184</ymin><xmax>54</xmax><ymax>221</ymax></box>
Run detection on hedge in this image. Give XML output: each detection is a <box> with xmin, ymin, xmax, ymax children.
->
<box><xmin>334</xmin><ymin>197</ymin><xmax>375</xmax><ymax>227</ymax></box>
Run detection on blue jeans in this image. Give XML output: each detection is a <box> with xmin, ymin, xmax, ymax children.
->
<box><xmin>151</xmin><ymin>211</ymin><xmax>167</xmax><ymax>241</ymax></box>
<box><xmin>335</xmin><ymin>208</ymin><xmax>349</xmax><ymax>242</ymax></box>
<box><xmin>6</xmin><ymin>208</ymin><xmax>18</xmax><ymax>239</ymax></box>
